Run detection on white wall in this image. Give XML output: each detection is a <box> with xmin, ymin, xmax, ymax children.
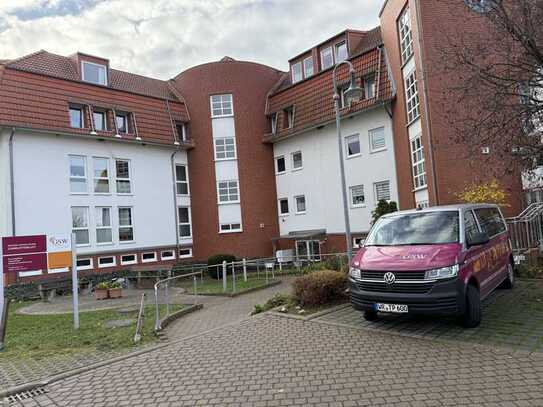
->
<box><xmin>273</xmin><ymin>107</ymin><xmax>398</xmax><ymax>236</ymax></box>
<box><xmin>11</xmin><ymin>130</ymin><xmax>189</xmax><ymax>255</ymax></box>
<box><xmin>0</xmin><ymin>129</ymin><xmax>11</xmax><ymax>238</ymax></box>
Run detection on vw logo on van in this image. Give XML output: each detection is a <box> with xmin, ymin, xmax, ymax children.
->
<box><xmin>383</xmin><ymin>272</ymin><xmax>396</xmax><ymax>285</ymax></box>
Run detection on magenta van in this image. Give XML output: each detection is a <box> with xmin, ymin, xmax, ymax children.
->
<box><xmin>349</xmin><ymin>204</ymin><xmax>514</xmax><ymax>328</ymax></box>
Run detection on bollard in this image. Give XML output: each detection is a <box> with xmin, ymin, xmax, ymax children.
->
<box><xmin>222</xmin><ymin>261</ymin><xmax>227</xmax><ymax>292</ymax></box>
<box><xmin>243</xmin><ymin>258</ymin><xmax>247</xmax><ymax>282</ymax></box>
<box><xmin>257</xmin><ymin>261</ymin><xmax>260</xmax><ymax>279</ymax></box>
<box><xmin>232</xmin><ymin>263</ymin><xmax>236</xmax><ymax>294</ymax></box>
<box><xmin>193</xmin><ymin>275</ymin><xmax>198</xmax><ymax>305</ymax></box>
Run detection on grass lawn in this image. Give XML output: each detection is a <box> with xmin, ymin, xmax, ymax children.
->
<box><xmin>178</xmin><ymin>275</ymin><xmax>279</xmax><ymax>295</ymax></box>
<box><xmin>3</xmin><ymin>302</ymin><xmax>183</xmax><ymax>360</ymax></box>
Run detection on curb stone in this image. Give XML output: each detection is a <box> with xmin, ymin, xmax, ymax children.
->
<box><xmin>195</xmin><ymin>280</ymin><xmax>282</xmax><ymax>297</ymax></box>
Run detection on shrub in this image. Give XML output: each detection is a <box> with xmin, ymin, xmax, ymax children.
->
<box><xmin>207</xmin><ymin>254</ymin><xmax>236</xmax><ymax>279</ymax></box>
<box><xmin>96</xmin><ymin>282</ymin><xmax>109</xmax><ymax>290</ymax></box>
<box><xmin>292</xmin><ymin>270</ymin><xmax>347</xmax><ymax>307</ymax></box>
<box><xmin>372</xmin><ymin>200</ymin><xmax>398</xmax><ymax>224</ymax></box>
<box><xmin>251</xmin><ymin>293</ymin><xmax>291</xmax><ymax>315</ymax></box>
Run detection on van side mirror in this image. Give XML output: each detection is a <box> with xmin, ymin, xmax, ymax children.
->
<box><xmin>467</xmin><ymin>231</ymin><xmax>490</xmax><ymax>247</ymax></box>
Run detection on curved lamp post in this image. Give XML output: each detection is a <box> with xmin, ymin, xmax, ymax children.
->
<box><xmin>332</xmin><ymin>61</ymin><xmax>364</xmax><ymax>263</ymax></box>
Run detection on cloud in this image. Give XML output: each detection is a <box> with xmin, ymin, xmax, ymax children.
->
<box><xmin>0</xmin><ymin>0</ymin><xmax>383</xmax><ymax>79</ymax></box>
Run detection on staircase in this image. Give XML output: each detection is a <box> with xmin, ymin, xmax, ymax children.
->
<box><xmin>506</xmin><ymin>203</ymin><xmax>543</xmax><ymax>254</ymax></box>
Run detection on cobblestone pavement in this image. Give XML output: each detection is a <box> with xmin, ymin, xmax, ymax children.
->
<box><xmin>11</xmin><ymin>313</ymin><xmax>543</xmax><ymax>407</ymax></box>
<box><xmin>316</xmin><ymin>280</ymin><xmax>543</xmax><ymax>354</ymax></box>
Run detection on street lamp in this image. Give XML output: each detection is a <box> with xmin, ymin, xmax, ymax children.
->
<box><xmin>332</xmin><ymin>61</ymin><xmax>364</xmax><ymax>263</ymax></box>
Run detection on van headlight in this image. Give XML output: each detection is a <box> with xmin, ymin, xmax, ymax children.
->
<box><xmin>424</xmin><ymin>264</ymin><xmax>459</xmax><ymax>280</ymax></box>
<box><xmin>349</xmin><ymin>267</ymin><xmax>361</xmax><ymax>280</ymax></box>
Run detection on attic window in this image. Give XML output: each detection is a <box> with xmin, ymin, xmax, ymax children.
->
<box><xmin>335</xmin><ymin>42</ymin><xmax>348</xmax><ymax>63</ymax></box>
<box><xmin>291</xmin><ymin>62</ymin><xmax>302</xmax><ymax>84</ymax></box>
<box><xmin>175</xmin><ymin>122</ymin><xmax>187</xmax><ymax>141</ymax></box>
<box><xmin>82</xmin><ymin>61</ymin><xmax>107</xmax><ymax>86</ymax></box>
<box><xmin>271</xmin><ymin>113</ymin><xmax>278</xmax><ymax>134</ymax></box>
<box><xmin>284</xmin><ymin>107</ymin><xmax>294</xmax><ymax>129</ymax></box>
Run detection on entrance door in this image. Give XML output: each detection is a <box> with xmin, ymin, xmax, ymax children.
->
<box><xmin>295</xmin><ymin>240</ymin><xmax>321</xmax><ymax>261</ymax></box>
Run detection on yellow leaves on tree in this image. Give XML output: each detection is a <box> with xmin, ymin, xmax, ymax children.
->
<box><xmin>456</xmin><ymin>180</ymin><xmax>509</xmax><ymax>207</ymax></box>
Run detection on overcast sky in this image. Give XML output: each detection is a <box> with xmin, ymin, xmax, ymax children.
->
<box><xmin>0</xmin><ymin>0</ymin><xmax>382</xmax><ymax>79</ymax></box>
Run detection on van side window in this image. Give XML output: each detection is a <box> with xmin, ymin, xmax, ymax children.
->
<box><xmin>474</xmin><ymin>208</ymin><xmax>506</xmax><ymax>237</ymax></box>
<box><xmin>464</xmin><ymin>210</ymin><xmax>480</xmax><ymax>242</ymax></box>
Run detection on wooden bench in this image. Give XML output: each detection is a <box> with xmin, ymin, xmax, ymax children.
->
<box><xmin>128</xmin><ymin>265</ymin><xmax>173</xmax><ymax>289</ymax></box>
<box><xmin>38</xmin><ymin>279</ymin><xmax>72</xmax><ymax>302</ymax></box>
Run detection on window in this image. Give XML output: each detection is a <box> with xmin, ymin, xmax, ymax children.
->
<box><xmin>175</xmin><ymin>165</ymin><xmax>189</xmax><ymax>195</ymax></box>
<box><xmin>279</xmin><ymin>198</ymin><xmax>289</xmax><ymax>215</ymax></box>
<box><xmin>295</xmin><ymin>195</ymin><xmax>306</xmax><ymax>214</ymax></box>
<box><xmin>93</xmin><ymin>110</ymin><xmax>107</xmax><ymax>131</ymax></box>
<box><xmin>350</xmin><ymin>185</ymin><xmax>365</xmax><ymax>207</ymax></box>
<box><xmin>76</xmin><ymin>258</ymin><xmax>93</xmax><ymax>271</ymax></box>
<box><xmin>214</xmin><ymin>137</ymin><xmax>236</xmax><ymax>160</ymax></box>
<box><xmin>217</xmin><ymin>180</ymin><xmax>239</xmax><ymax>203</ymax></box>
<box><xmin>161</xmin><ymin>250</ymin><xmax>175</xmax><ymax>261</ymax></box>
<box><xmin>474</xmin><ymin>208</ymin><xmax>507</xmax><ymax>237</ymax></box>
<box><xmin>116</xmin><ymin>113</ymin><xmax>128</xmax><ymax>133</ymax></box>
<box><xmin>465</xmin><ymin>0</ymin><xmax>496</xmax><ymax>13</ymax></box>
<box><xmin>464</xmin><ymin>210</ymin><xmax>480</xmax><ymax>243</ymax></box>
<box><xmin>417</xmin><ymin>200</ymin><xmax>429</xmax><ymax>209</ymax></box>
<box><xmin>369</xmin><ymin>127</ymin><xmax>386</xmax><ymax>152</ymax></box>
<box><xmin>284</xmin><ymin>106</ymin><xmax>294</xmax><ymax>128</ymax></box>
<box><xmin>210</xmin><ymin>94</ymin><xmax>233</xmax><ymax>117</ymax></box>
<box><xmin>72</xmin><ymin>207</ymin><xmax>89</xmax><ymax>246</ymax></box>
<box><xmin>405</xmin><ymin>70</ymin><xmax>420</xmax><ymax>123</ymax></box>
<box><xmin>410</xmin><ymin>134</ymin><xmax>427</xmax><ymax>189</ymax></box>
<box><xmin>98</xmin><ymin>256</ymin><xmax>116</xmax><ymax>268</ymax></box>
<box><xmin>275</xmin><ymin>156</ymin><xmax>286</xmax><ymax>174</ymax></box>
<box><xmin>320</xmin><ymin>46</ymin><xmax>334</xmax><ymax>70</ymax></box>
<box><xmin>142</xmin><ymin>252</ymin><xmax>157</xmax><ymax>263</ymax></box>
<box><xmin>270</xmin><ymin>113</ymin><xmax>278</xmax><ymax>134</ymax></box>
<box><xmin>338</xmin><ymin>85</ymin><xmax>348</xmax><ymax>109</ymax></box>
<box><xmin>303</xmin><ymin>57</ymin><xmax>314</xmax><ymax>78</ymax></box>
<box><xmin>375</xmin><ymin>181</ymin><xmax>391</xmax><ymax>202</ymax></box>
<box><xmin>178</xmin><ymin>207</ymin><xmax>192</xmax><ymax>238</ymax></box>
<box><xmin>292</xmin><ymin>151</ymin><xmax>303</xmax><ymax>170</ymax></box>
<box><xmin>353</xmin><ymin>237</ymin><xmax>365</xmax><ymax>249</ymax></box>
<box><xmin>69</xmin><ymin>107</ymin><xmax>83</xmax><ymax>128</ymax></box>
<box><xmin>364</xmin><ymin>75</ymin><xmax>376</xmax><ymax>99</ymax></box>
<box><xmin>335</xmin><ymin>42</ymin><xmax>348</xmax><ymax>63</ymax></box>
<box><xmin>220</xmin><ymin>223</ymin><xmax>242</xmax><ymax>233</ymax></box>
<box><xmin>179</xmin><ymin>248</ymin><xmax>193</xmax><ymax>258</ymax></box>
<box><xmin>175</xmin><ymin>122</ymin><xmax>186</xmax><ymax>141</ymax></box>
<box><xmin>398</xmin><ymin>8</ymin><xmax>414</xmax><ymax>64</ymax></box>
<box><xmin>82</xmin><ymin>61</ymin><xmax>107</xmax><ymax>86</ymax></box>
<box><xmin>93</xmin><ymin>158</ymin><xmax>110</xmax><ymax>193</ymax></box>
<box><xmin>121</xmin><ymin>254</ymin><xmax>137</xmax><ymax>265</ymax></box>
<box><xmin>118</xmin><ymin>207</ymin><xmax>134</xmax><ymax>242</ymax></box>
<box><xmin>291</xmin><ymin>61</ymin><xmax>302</xmax><ymax>83</ymax></box>
<box><xmin>345</xmin><ymin>135</ymin><xmax>361</xmax><ymax>157</ymax></box>
<box><xmin>96</xmin><ymin>207</ymin><xmax>112</xmax><ymax>244</ymax></box>
<box><xmin>69</xmin><ymin>155</ymin><xmax>87</xmax><ymax>193</ymax></box>
<box><xmin>115</xmin><ymin>159</ymin><xmax>131</xmax><ymax>194</ymax></box>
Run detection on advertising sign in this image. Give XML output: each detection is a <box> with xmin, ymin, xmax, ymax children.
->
<box><xmin>47</xmin><ymin>234</ymin><xmax>72</xmax><ymax>271</ymax></box>
<box><xmin>2</xmin><ymin>235</ymin><xmax>47</xmax><ymax>274</ymax></box>
<box><xmin>2</xmin><ymin>235</ymin><xmax>46</xmax><ymax>256</ymax></box>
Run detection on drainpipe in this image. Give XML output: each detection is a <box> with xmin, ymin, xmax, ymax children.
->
<box><xmin>171</xmin><ymin>149</ymin><xmax>180</xmax><ymax>254</ymax></box>
<box><xmin>8</xmin><ymin>128</ymin><xmax>16</xmax><ymax>236</ymax></box>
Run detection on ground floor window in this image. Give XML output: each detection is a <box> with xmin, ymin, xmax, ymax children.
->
<box><xmin>72</xmin><ymin>207</ymin><xmax>90</xmax><ymax>246</ymax></box>
<box><xmin>120</xmin><ymin>254</ymin><xmax>137</xmax><ymax>265</ymax></box>
<box><xmin>161</xmin><ymin>250</ymin><xmax>176</xmax><ymax>261</ymax></box>
<box><xmin>179</xmin><ymin>248</ymin><xmax>193</xmax><ymax>258</ymax></box>
<box><xmin>374</xmin><ymin>181</ymin><xmax>391</xmax><ymax>202</ymax></box>
<box><xmin>142</xmin><ymin>252</ymin><xmax>157</xmax><ymax>263</ymax></box>
<box><xmin>178</xmin><ymin>207</ymin><xmax>192</xmax><ymax>238</ymax></box>
<box><xmin>296</xmin><ymin>240</ymin><xmax>321</xmax><ymax>261</ymax></box>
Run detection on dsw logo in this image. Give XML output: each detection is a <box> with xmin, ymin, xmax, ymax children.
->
<box><xmin>49</xmin><ymin>237</ymin><xmax>69</xmax><ymax>247</ymax></box>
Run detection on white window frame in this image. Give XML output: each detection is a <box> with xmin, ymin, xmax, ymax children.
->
<box><xmin>175</xmin><ymin>164</ymin><xmax>190</xmax><ymax>196</ymax></box>
<box><xmin>291</xmin><ymin>61</ymin><xmax>303</xmax><ymax>83</ymax></box>
<box><xmin>95</xmin><ymin>206</ymin><xmax>113</xmax><ymax>245</ymax></box>
<box><xmin>210</xmin><ymin>94</ymin><xmax>233</xmax><ymax>118</ymax></box>
<box><xmin>93</xmin><ymin>157</ymin><xmax>110</xmax><ymax>194</ymax></box>
<box><xmin>72</xmin><ymin>206</ymin><xmax>90</xmax><ymax>247</ymax></box>
<box><xmin>118</xmin><ymin>206</ymin><xmax>135</xmax><ymax>243</ymax></box>
<box><xmin>320</xmin><ymin>46</ymin><xmax>334</xmax><ymax>70</ymax></box>
<box><xmin>295</xmin><ymin>195</ymin><xmax>306</xmax><ymax>214</ymax></box>
<box><xmin>115</xmin><ymin>159</ymin><xmax>132</xmax><ymax>195</ymax></box>
<box><xmin>217</xmin><ymin>180</ymin><xmax>240</xmax><ymax>204</ymax></box>
<box><xmin>214</xmin><ymin>137</ymin><xmax>237</xmax><ymax>160</ymax></box>
<box><xmin>69</xmin><ymin>155</ymin><xmax>87</xmax><ymax>194</ymax></box>
<box><xmin>369</xmin><ymin>127</ymin><xmax>386</xmax><ymax>153</ymax></box>
<box><xmin>291</xmin><ymin>151</ymin><xmax>303</xmax><ymax>171</ymax></box>
<box><xmin>345</xmin><ymin>134</ymin><xmax>361</xmax><ymax>158</ymax></box>
<box><xmin>92</xmin><ymin>110</ymin><xmax>107</xmax><ymax>131</ymax></box>
<box><xmin>219</xmin><ymin>223</ymin><xmax>243</xmax><ymax>234</ymax></box>
<box><xmin>116</xmin><ymin>113</ymin><xmax>128</xmax><ymax>133</ymax></box>
<box><xmin>303</xmin><ymin>56</ymin><xmax>314</xmax><ymax>78</ymax></box>
<box><xmin>271</xmin><ymin>113</ymin><xmax>278</xmax><ymax>134</ymax></box>
<box><xmin>405</xmin><ymin>70</ymin><xmax>420</xmax><ymax>123</ymax></box>
<box><xmin>76</xmin><ymin>258</ymin><xmax>93</xmax><ymax>271</ymax></box>
<box><xmin>335</xmin><ymin>41</ymin><xmax>348</xmax><ymax>63</ymax></box>
<box><xmin>278</xmin><ymin>198</ymin><xmax>289</xmax><ymax>216</ymax></box>
<box><xmin>120</xmin><ymin>254</ymin><xmax>138</xmax><ymax>266</ymax></box>
<box><xmin>178</xmin><ymin>206</ymin><xmax>192</xmax><ymax>238</ymax></box>
<box><xmin>178</xmin><ymin>248</ymin><xmax>193</xmax><ymax>259</ymax></box>
<box><xmin>69</xmin><ymin>106</ymin><xmax>83</xmax><ymax>128</ymax></box>
<box><xmin>374</xmin><ymin>180</ymin><xmax>392</xmax><ymax>202</ymax></box>
<box><xmin>364</xmin><ymin>75</ymin><xmax>376</xmax><ymax>99</ymax></box>
<box><xmin>284</xmin><ymin>107</ymin><xmax>295</xmax><ymax>129</ymax></box>
<box><xmin>410</xmin><ymin>133</ymin><xmax>427</xmax><ymax>190</ymax></box>
<box><xmin>141</xmin><ymin>252</ymin><xmax>157</xmax><ymax>263</ymax></box>
<box><xmin>81</xmin><ymin>61</ymin><xmax>108</xmax><ymax>86</ymax></box>
<box><xmin>350</xmin><ymin>185</ymin><xmax>366</xmax><ymax>208</ymax></box>
<box><xmin>353</xmin><ymin>237</ymin><xmax>365</xmax><ymax>249</ymax></box>
<box><xmin>398</xmin><ymin>7</ymin><xmax>414</xmax><ymax>64</ymax></box>
<box><xmin>275</xmin><ymin>156</ymin><xmax>286</xmax><ymax>175</ymax></box>
<box><xmin>98</xmin><ymin>256</ymin><xmax>116</xmax><ymax>268</ymax></box>
<box><xmin>161</xmin><ymin>250</ymin><xmax>176</xmax><ymax>261</ymax></box>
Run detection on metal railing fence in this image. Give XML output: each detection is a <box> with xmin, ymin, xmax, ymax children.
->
<box><xmin>506</xmin><ymin>203</ymin><xmax>543</xmax><ymax>254</ymax></box>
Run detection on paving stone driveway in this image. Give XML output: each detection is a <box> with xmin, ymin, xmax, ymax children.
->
<box><xmin>316</xmin><ymin>280</ymin><xmax>543</xmax><ymax>354</ymax></box>
<box><xmin>11</xmin><ymin>313</ymin><xmax>543</xmax><ymax>407</ymax></box>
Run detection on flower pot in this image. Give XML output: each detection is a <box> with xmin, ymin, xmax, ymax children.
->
<box><xmin>108</xmin><ymin>288</ymin><xmax>122</xmax><ymax>299</ymax></box>
<box><xmin>95</xmin><ymin>288</ymin><xmax>109</xmax><ymax>300</ymax></box>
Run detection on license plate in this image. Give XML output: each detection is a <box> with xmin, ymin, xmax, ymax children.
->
<box><xmin>375</xmin><ymin>303</ymin><xmax>408</xmax><ymax>313</ymax></box>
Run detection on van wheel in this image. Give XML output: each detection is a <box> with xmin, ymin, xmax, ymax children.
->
<box><xmin>500</xmin><ymin>262</ymin><xmax>515</xmax><ymax>289</ymax></box>
<box><xmin>461</xmin><ymin>284</ymin><xmax>481</xmax><ymax>328</ymax></box>
<box><xmin>363</xmin><ymin>310</ymin><xmax>378</xmax><ymax>321</ymax></box>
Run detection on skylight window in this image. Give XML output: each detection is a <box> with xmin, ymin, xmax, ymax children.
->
<box><xmin>82</xmin><ymin>61</ymin><xmax>107</xmax><ymax>86</ymax></box>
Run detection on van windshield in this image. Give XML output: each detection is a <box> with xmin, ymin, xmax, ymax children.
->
<box><xmin>365</xmin><ymin>211</ymin><xmax>460</xmax><ymax>246</ymax></box>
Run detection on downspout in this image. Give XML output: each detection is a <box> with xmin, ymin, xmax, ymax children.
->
<box><xmin>8</xmin><ymin>128</ymin><xmax>16</xmax><ymax>235</ymax></box>
<box><xmin>171</xmin><ymin>149</ymin><xmax>181</xmax><ymax>255</ymax></box>
<box><xmin>415</xmin><ymin>0</ymin><xmax>439</xmax><ymax>205</ymax></box>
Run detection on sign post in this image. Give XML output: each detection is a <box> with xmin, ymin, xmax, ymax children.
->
<box><xmin>0</xmin><ymin>241</ymin><xmax>5</xmax><ymax>351</ymax></box>
<box><xmin>70</xmin><ymin>233</ymin><xmax>79</xmax><ymax>329</ymax></box>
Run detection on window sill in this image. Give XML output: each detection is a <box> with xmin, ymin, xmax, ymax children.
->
<box><xmin>346</xmin><ymin>153</ymin><xmax>361</xmax><ymax>160</ymax></box>
<box><xmin>179</xmin><ymin>236</ymin><xmax>192</xmax><ymax>240</ymax></box>
<box><xmin>94</xmin><ymin>193</ymin><xmax>112</xmax><ymax>196</ymax></box>
<box><xmin>219</xmin><ymin>229</ymin><xmax>243</xmax><ymax>234</ymax></box>
<box><xmin>370</xmin><ymin>148</ymin><xmax>387</xmax><ymax>154</ymax></box>
<box><xmin>218</xmin><ymin>201</ymin><xmax>241</xmax><ymax>206</ymax></box>
<box><xmin>279</xmin><ymin>213</ymin><xmax>290</xmax><ymax>217</ymax></box>
<box><xmin>119</xmin><ymin>240</ymin><xmax>135</xmax><ymax>244</ymax></box>
<box><xmin>76</xmin><ymin>244</ymin><xmax>91</xmax><ymax>248</ymax></box>
<box><xmin>211</xmin><ymin>114</ymin><xmax>234</xmax><ymax>119</ymax></box>
<box><xmin>412</xmin><ymin>186</ymin><xmax>428</xmax><ymax>193</ymax></box>
<box><xmin>70</xmin><ymin>192</ymin><xmax>89</xmax><ymax>196</ymax></box>
<box><xmin>121</xmin><ymin>261</ymin><xmax>138</xmax><ymax>266</ymax></box>
<box><xmin>141</xmin><ymin>259</ymin><xmax>157</xmax><ymax>263</ymax></box>
<box><xmin>177</xmin><ymin>194</ymin><xmax>191</xmax><ymax>197</ymax></box>
<box><xmin>406</xmin><ymin>115</ymin><xmax>421</xmax><ymax>127</ymax></box>
<box><xmin>276</xmin><ymin>171</ymin><xmax>286</xmax><ymax>176</ymax></box>
<box><xmin>291</xmin><ymin>167</ymin><xmax>303</xmax><ymax>172</ymax></box>
<box><xmin>98</xmin><ymin>264</ymin><xmax>116</xmax><ymax>269</ymax></box>
<box><xmin>214</xmin><ymin>157</ymin><xmax>237</xmax><ymax>162</ymax></box>
<box><xmin>295</xmin><ymin>211</ymin><xmax>306</xmax><ymax>216</ymax></box>
<box><xmin>116</xmin><ymin>193</ymin><xmax>134</xmax><ymax>197</ymax></box>
<box><xmin>96</xmin><ymin>242</ymin><xmax>114</xmax><ymax>246</ymax></box>
<box><xmin>351</xmin><ymin>204</ymin><xmax>367</xmax><ymax>209</ymax></box>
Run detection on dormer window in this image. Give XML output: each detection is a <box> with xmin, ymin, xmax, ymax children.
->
<box><xmin>116</xmin><ymin>113</ymin><xmax>128</xmax><ymax>133</ymax></box>
<box><xmin>82</xmin><ymin>61</ymin><xmax>107</xmax><ymax>86</ymax></box>
<box><xmin>321</xmin><ymin>47</ymin><xmax>334</xmax><ymax>70</ymax></box>
<box><xmin>69</xmin><ymin>106</ymin><xmax>83</xmax><ymax>128</ymax></box>
<box><xmin>364</xmin><ymin>75</ymin><xmax>376</xmax><ymax>99</ymax></box>
<box><xmin>93</xmin><ymin>110</ymin><xmax>107</xmax><ymax>131</ymax></box>
<box><xmin>271</xmin><ymin>113</ymin><xmax>278</xmax><ymax>134</ymax></box>
<box><xmin>303</xmin><ymin>57</ymin><xmax>314</xmax><ymax>78</ymax></box>
<box><xmin>284</xmin><ymin>106</ymin><xmax>295</xmax><ymax>129</ymax></box>
<box><xmin>175</xmin><ymin>122</ymin><xmax>187</xmax><ymax>141</ymax></box>
<box><xmin>291</xmin><ymin>61</ymin><xmax>303</xmax><ymax>83</ymax></box>
<box><xmin>335</xmin><ymin>42</ymin><xmax>348</xmax><ymax>63</ymax></box>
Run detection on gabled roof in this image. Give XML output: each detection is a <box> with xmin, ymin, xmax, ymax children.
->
<box><xmin>4</xmin><ymin>50</ymin><xmax>177</xmax><ymax>100</ymax></box>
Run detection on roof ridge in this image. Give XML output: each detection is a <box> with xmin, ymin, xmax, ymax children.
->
<box><xmin>6</xmin><ymin>49</ymin><xmax>47</xmax><ymax>67</ymax></box>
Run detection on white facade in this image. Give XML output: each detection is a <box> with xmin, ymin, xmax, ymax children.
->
<box><xmin>4</xmin><ymin>129</ymin><xmax>190</xmax><ymax>262</ymax></box>
<box><xmin>273</xmin><ymin>107</ymin><xmax>398</xmax><ymax>238</ymax></box>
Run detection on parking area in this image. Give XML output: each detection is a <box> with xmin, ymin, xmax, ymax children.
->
<box><xmin>315</xmin><ymin>279</ymin><xmax>543</xmax><ymax>354</ymax></box>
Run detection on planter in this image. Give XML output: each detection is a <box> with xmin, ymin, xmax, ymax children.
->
<box><xmin>95</xmin><ymin>288</ymin><xmax>109</xmax><ymax>300</ymax></box>
<box><xmin>108</xmin><ymin>288</ymin><xmax>122</xmax><ymax>299</ymax></box>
